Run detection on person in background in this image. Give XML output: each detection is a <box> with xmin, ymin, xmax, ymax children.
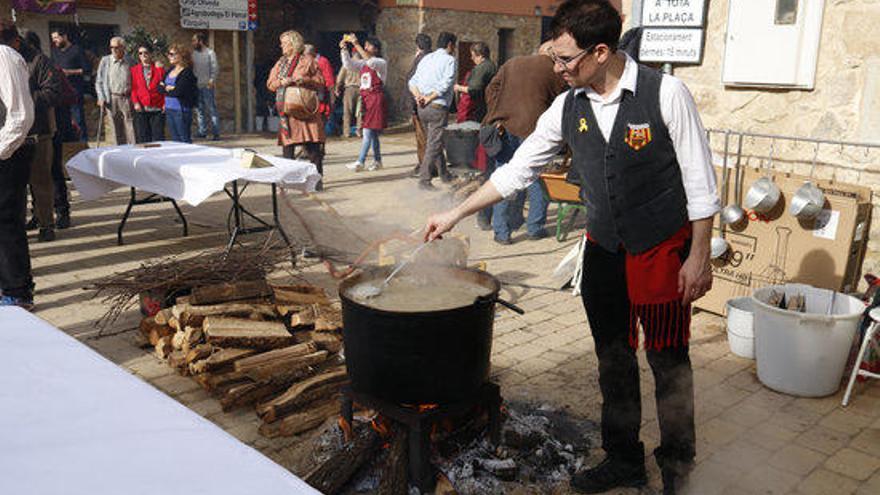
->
<box><xmin>0</xmin><ymin>20</ymin><xmax>37</xmax><ymax>309</ymax></box>
<box><xmin>50</xmin><ymin>28</ymin><xmax>88</xmax><ymax>142</ymax></box>
<box><xmin>408</xmin><ymin>31</ymin><xmax>458</xmax><ymax>190</ymax></box>
<box><xmin>454</xmin><ymin>42</ymin><xmax>496</xmax><ymax>123</ymax></box>
<box><xmin>341</xmin><ymin>34</ymin><xmax>387</xmax><ymax>172</ymax></box>
<box><xmin>406</xmin><ymin>33</ymin><xmax>432</xmax><ymax>175</ymax></box>
<box><xmin>267</xmin><ymin>30</ymin><xmax>326</xmax><ymax>189</ymax></box>
<box><xmin>254</xmin><ymin>61</ymin><xmax>274</xmax><ymax>132</ymax></box>
<box><xmin>191</xmin><ymin>32</ymin><xmax>220</xmax><ymax>140</ymax></box>
<box><xmin>95</xmin><ymin>37</ymin><xmax>135</xmax><ymax>145</ymax></box>
<box><xmin>16</xmin><ymin>29</ymin><xmax>63</xmax><ymax>243</ymax></box>
<box><xmin>160</xmin><ymin>43</ymin><xmax>198</xmax><ymax>144</ymax></box>
<box><xmin>335</xmin><ymin>52</ymin><xmax>362</xmax><ymax>138</ymax></box>
<box><xmin>47</xmin><ymin>35</ymin><xmax>77</xmax><ymax>230</ymax></box>
<box><xmin>305</xmin><ymin>44</ymin><xmax>336</xmax><ymax>125</ymax></box>
<box><xmin>478</xmin><ymin>41</ymin><xmax>565</xmax><ymax>243</ymax></box>
<box><xmin>130</xmin><ymin>45</ymin><xmax>165</xmax><ymax>143</ymax></box>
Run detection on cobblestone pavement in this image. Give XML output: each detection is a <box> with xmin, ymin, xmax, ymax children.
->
<box><xmin>30</xmin><ymin>132</ymin><xmax>880</xmax><ymax>494</ymax></box>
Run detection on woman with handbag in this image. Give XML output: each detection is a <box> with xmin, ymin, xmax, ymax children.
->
<box><xmin>160</xmin><ymin>43</ymin><xmax>198</xmax><ymax>143</ymax></box>
<box><xmin>130</xmin><ymin>45</ymin><xmax>165</xmax><ymax>143</ymax></box>
<box><xmin>340</xmin><ymin>34</ymin><xmax>387</xmax><ymax>172</ymax></box>
<box><xmin>267</xmin><ymin>30</ymin><xmax>326</xmax><ymax>190</ymax></box>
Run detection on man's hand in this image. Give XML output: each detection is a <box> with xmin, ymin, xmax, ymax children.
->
<box><xmin>425</xmin><ymin>209</ymin><xmax>462</xmax><ymax>242</ymax></box>
<box><xmin>133</xmin><ymin>103</ymin><xmax>142</xmax><ymax>112</ymax></box>
<box><xmin>678</xmin><ymin>251</ymin><xmax>712</xmax><ymax>306</ymax></box>
<box><xmin>97</xmin><ymin>99</ymin><xmax>105</xmax><ymax>108</ymax></box>
<box><xmin>207</xmin><ymin>81</ymin><xmax>214</xmax><ymax>89</ymax></box>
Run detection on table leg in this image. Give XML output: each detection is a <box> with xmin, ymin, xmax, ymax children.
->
<box><xmin>117</xmin><ymin>187</ymin><xmax>137</xmax><ymax>246</ymax></box>
<box><xmin>170</xmin><ymin>199</ymin><xmax>188</xmax><ymax>238</ymax></box>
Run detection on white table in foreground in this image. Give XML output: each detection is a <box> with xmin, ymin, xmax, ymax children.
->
<box><xmin>0</xmin><ymin>307</ymin><xmax>320</xmax><ymax>495</ymax></box>
<box><xmin>65</xmin><ymin>141</ymin><xmax>321</xmax><ymax>247</ymax></box>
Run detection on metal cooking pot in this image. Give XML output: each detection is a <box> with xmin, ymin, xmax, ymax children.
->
<box><xmin>721</xmin><ymin>133</ymin><xmax>746</xmax><ymax>226</ymax></box>
<box><xmin>790</xmin><ymin>145</ymin><xmax>826</xmax><ymax>220</ymax></box>
<box><xmin>338</xmin><ymin>266</ymin><xmax>523</xmax><ymax>404</ymax></box>
<box><xmin>744</xmin><ymin>140</ymin><xmax>781</xmax><ymax>213</ymax></box>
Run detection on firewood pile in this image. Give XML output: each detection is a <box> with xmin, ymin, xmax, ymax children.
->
<box><xmin>137</xmin><ymin>279</ymin><xmax>349</xmax><ymax>438</ymax></box>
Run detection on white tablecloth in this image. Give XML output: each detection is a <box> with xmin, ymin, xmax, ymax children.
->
<box><xmin>0</xmin><ymin>307</ymin><xmax>319</xmax><ymax>495</ymax></box>
<box><xmin>66</xmin><ymin>142</ymin><xmax>321</xmax><ymax>206</ymax></box>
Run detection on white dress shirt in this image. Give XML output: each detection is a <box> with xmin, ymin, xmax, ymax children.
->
<box><xmin>490</xmin><ymin>53</ymin><xmax>720</xmax><ymax>221</ymax></box>
<box><xmin>0</xmin><ymin>45</ymin><xmax>34</xmax><ymax>161</ymax></box>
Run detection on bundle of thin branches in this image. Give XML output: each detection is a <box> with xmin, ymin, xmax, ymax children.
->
<box><xmin>88</xmin><ymin>238</ymin><xmax>291</xmax><ymax>328</ymax></box>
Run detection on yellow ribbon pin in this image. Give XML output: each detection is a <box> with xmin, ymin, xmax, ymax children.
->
<box><xmin>578</xmin><ymin>118</ymin><xmax>589</xmax><ymax>133</ymax></box>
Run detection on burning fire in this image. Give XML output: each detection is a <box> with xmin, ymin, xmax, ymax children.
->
<box><xmin>338</xmin><ymin>416</ymin><xmax>353</xmax><ymax>442</ymax></box>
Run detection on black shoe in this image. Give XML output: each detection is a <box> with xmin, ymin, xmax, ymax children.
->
<box><xmin>411</xmin><ymin>165</ymin><xmax>421</xmax><ymax>178</ymax></box>
<box><xmin>493</xmin><ymin>235</ymin><xmax>512</xmax><ymax>245</ymax></box>
<box><xmin>655</xmin><ymin>451</ymin><xmax>694</xmax><ymax>495</ymax></box>
<box><xmin>570</xmin><ymin>456</ymin><xmax>647</xmax><ymax>494</ymax></box>
<box><xmin>25</xmin><ymin>217</ymin><xmax>39</xmax><ymax>231</ymax></box>
<box><xmin>38</xmin><ymin>227</ymin><xmax>56</xmax><ymax>242</ymax></box>
<box><xmin>526</xmin><ymin>229</ymin><xmax>549</xmax><ymax>240</ymax></box>
<box><xmin>440</xmin><ymin>172</ymin><xmax>455</xmax><ymax>183</ymax></box>
<box><xmin>418</xmin><ymin>181</ymin><xmax>437</xmax><ymax>191</ymax></box>
<box><xmin>56</xmin><ymin>211</ymin><xmax>71</xmax><ymax>229</ymax></box>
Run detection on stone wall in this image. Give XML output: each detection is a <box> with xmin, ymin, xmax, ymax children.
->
<box><xmin>377</xmin><ymin>6</ymin><xmax>542</xmax><ymax>122</ymax></box>
<box><xmin>618</xmin><ymin>0</ymin><xmax>880</xmax><ymax>283</ymax></box>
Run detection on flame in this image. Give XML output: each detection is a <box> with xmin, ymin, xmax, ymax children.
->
<box><xmin>338</xmin><ymin>416</ymin><xmax>353</xmax><ymax>442</ymax></box>
<box><xmin>417</xmin><ymin>403</ymin><xmax>440</xmax><ymax>413</ymax></box>
<box><xmin>370</xmin><ymin>416</ymin><xmax>392</xmax><ymax>438</ymax></box>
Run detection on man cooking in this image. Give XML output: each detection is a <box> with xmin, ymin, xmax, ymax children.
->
<box><xmin>423</xmin><ymin>1</ymin><xmax>719</xmax><ymax>494</ymax></box>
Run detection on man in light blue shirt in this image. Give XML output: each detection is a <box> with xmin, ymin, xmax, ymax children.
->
<box><xmin>408</xmin><ymin>31</ymin><xmax>457</xmax><ymax>190</ymax></box>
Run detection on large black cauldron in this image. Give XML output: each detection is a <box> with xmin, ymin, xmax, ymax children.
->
<box><xmin>339</xmin><ymin>266</ymin><xmax>519</xmax><ymax>405</ymax></box>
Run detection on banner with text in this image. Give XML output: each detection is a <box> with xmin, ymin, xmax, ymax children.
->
<box><xmin>12</xmin><ymin>0</ymin><xmax>75</xmax><ymax>15</ymax></box>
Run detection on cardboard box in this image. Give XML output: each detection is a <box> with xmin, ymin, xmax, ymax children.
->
<box><xmin>697</xmin><ymin>166</ymin><xmax>872</xmax><ymax>315</ymax></box>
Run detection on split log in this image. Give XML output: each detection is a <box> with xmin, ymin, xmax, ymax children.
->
<box><xmin>154</xmin><ymin>335</ymin><xmax>173</xmax><ymax>360</ymax></box>
<box><xmin>168</xmin><ymin>350</ymin><xmax>189</xmax><ymax>375</ymax></box>
<box><xmin>198</xmin><ymin>347</ymin><xmax>258</xmax><ymax>373</ymax></box>
<box><xmin>257</xmin><ymin>368</ymin><xmax>348</xmax><ymax>422</ymax></box>
<box><xmin>153</xmin><ymin>308</ymin><xmax>173</xmax><ymax>325</ymax></box>
<box><xmin>175</xmin><ymin>295</ymin><xmax>192</xmax><ymax>305</ymax></box>
<box><xmin>168</xmin><ymin>316</ymin><xmax>181</xmax><ymax>332</ymax></box>
<box><xmin>243</xmin><ymin>351</ymin><xmax>328</xmax><ymax>382</ymax></box>
<box><xmin>233</xmin><ymin>342</ymin><xmax>317</xmax><ymax>371</ymax></box>
<box><xmin>139</xmin><ymin>316</ymin><xmax>174</xmax><ymax>346</ymax></box>
<box><xmin>299</xmin><ymin>331</ymin><xmax>343</xmax><ymax>353</ymax></box>
<box><xmin>377</xmin><ymin>426</ymin><xmax>408</xmax><ymax>495</ymax></box>
<box><xmin>314</xmin><ymin>306</ymin><xmax>342</xmax><ymax>332</ymax></box>
<box><xmin>171</xmin><ymin>330</ymin><xmax>186</xmax><ymax>350</ymax></box>
<box><xmin>276</xmin><ymin>304</ymin><xmax>306</xmax><ymax>317</ymax></box>
<box><xmin>172</xmin><ymin>302</ymin><xmax>278</xmax><ymax>327</ymax></box>
<box><xmin>288</xmin><ymin>305</ymin><xmax>319</xmax><ymax>329</ymax></box>
<box><xmin>195</xmin><ymin>369</ymin><xmax>250</xmax><ymax>392</ymax></box>
<box><xmin>190</xmin><ymin>280</ymin><xmax>272</xmax><ymax>305</ymax></box>
<box><xmin>220</xmin><ymin>380</ymin><xmax>290</xmax><ymax>412</ymax></box>
<box><xmin>434</xmin><ymin>472</ymin><xmax>458</xmax><ymax>495</ymax></box>
<box><xmin>259</xmin><ymin>399</ymin><xmax>339</xmax><ymax>438</ymax></box>
<box><xmin>303</xmin><ymin>422</ymin><xmax>381</xmax><ymax>494</ymax></box>
<box><xmin>133</xmin><ymin>331</ymin><xmax>150</xmax><ymax>348</ymax></box>
<box><xmin>203</xmin><ymin>317</ymin><xmax>296</xmax><ymax>349</ymax></box>
<box><xmin>185</xmin><ymin>344</ymin><xmax>214</xmax><ymax>364</ymax></box>
<box><xmin>272</xmin><ymin>284</ymin><xmax>329</xmax><ymax>305</ymax></box>
<box><xmin>181</xmin><ymin>325</ymin><xmax>204</xmax><ymax>354</ymax></box>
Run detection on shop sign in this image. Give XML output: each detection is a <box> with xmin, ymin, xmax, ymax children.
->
<box><xmin>179</xmin><ymin>0</ymin><xmax>258</xmax><ymax>31</ymax></box>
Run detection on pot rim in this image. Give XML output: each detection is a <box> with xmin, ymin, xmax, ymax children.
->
<box><xmin>338</xmin><ymin>265</ymin><xmax>502</xmax><ymax>317</ymax></box>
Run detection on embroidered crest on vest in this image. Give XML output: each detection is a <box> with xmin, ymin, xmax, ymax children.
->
<box><xmin>624</xmin><ymin>123</ymin><xmax>652</xmax><ymax>150</ymax></box>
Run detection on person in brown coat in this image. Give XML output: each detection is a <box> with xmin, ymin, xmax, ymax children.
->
<box><xmin>267</xmin><ymin>30</ymin><xmax>326</xmax><ymax>189</ymax></box>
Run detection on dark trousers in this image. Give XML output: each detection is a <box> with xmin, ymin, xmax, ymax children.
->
<box><xmin>580</xmin><ymin>241</ymin><xmax>695</xmax><ymax>466</ymax></box>
<box><xmin>0</xmin><ymin>144</ymin><xmax>36</xmax><ymax>298</ymax></box>
<box><xmin>417</xmin><ymin>104</ymin><xmax>449</xmax><ymax>183</ymax></box>
<box><xmin>283</xmin><ymin>143</ymin><xmax>323</xmax><ymax>189</ymax></box>
<box><xmin>52</xmin><ymin>106</ymin><xmax>76</xmax><ymax>214</ymax></box>
<box><xmin>133</xmin><ymin>110</ymin><xmax>165</xmax><ymax>143</ymax></box>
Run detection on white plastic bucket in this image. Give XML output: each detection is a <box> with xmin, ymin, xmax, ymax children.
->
<box><xmin>752</xmin><ymin>284</ymin><xmax>864</xmax><ymax>397</ymax></box>
<box><xmin>726</xmin><ymin>297</ymin><xmax>755</xmax><ymax>359</ymax></box>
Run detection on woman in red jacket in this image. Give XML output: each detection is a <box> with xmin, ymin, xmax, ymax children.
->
<box><xmin>130</xmin><ymin>45</ymin><xmax>166</xmax><ymax>143</ymax></box>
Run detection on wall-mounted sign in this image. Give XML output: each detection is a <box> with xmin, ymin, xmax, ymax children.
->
<box><xmin>642</xmin><ymin>0</ymin><xmax>706</xmax><ymax>28</ymax></box>
<box><xmin>179</xmin><ymin>0</ymin><xmax>257</xmax><ymax>31</ymax></box>
<box><xmin>12</xmin><ymin>0</ymin><xmax>75</xmax><ymax>14</ymax></box>
<box><xmin>639</xmin><ymin>28</ymin><xmax>703</xmax><ymax>64</ymax></box>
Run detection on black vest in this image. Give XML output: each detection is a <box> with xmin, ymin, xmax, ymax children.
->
<box><xmin>562</xmin><ymin>64</ymin><xmax>688</xmax><ymax>254</ymax></box>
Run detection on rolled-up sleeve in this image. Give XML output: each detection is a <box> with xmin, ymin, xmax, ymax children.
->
<box><xmin>490</xmin><ymin>92</ymin><xmax>567</xmax><ymax>198</ymax></box>
<box><xmin>0</xmin><ymin>50</ymin><xmax>34</xmax><ymax>159</ymax></box>
<box><xmin>661</xmin><ymin>76</ymin><xmax>720</xmax><ymax>220</ymax></box>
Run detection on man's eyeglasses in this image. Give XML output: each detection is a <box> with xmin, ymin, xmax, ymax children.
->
<box><xmin>138</xmin><ymin>51</ymin><xmax>149</xmax><ymax>56</ymax></box>
<box><xmin>110</xmin><ymin>45</ymin><xmax>124</xmax><ymax>50</ymax></box>
<box><xmin>549</xmin><ymin>45</ymin><xmax>595</xmax><ymax>69</ymax></box>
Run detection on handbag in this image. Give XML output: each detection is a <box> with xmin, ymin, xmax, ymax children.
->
<box><xmin>284</xmin><ymin>85</ymin><xmax>320</xmax><ymax>120</ymax></box>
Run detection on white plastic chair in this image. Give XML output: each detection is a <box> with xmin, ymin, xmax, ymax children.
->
<box><xmin>842</xmin><ymin>307</ymin><xmax>880</xmax><ymax>406</ymax></box>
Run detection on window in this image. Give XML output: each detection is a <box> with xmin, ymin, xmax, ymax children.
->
<box><xmin>775</xmin><ymin>0</ymin><xmax>798</xmax><ymax>25</ymax></box>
